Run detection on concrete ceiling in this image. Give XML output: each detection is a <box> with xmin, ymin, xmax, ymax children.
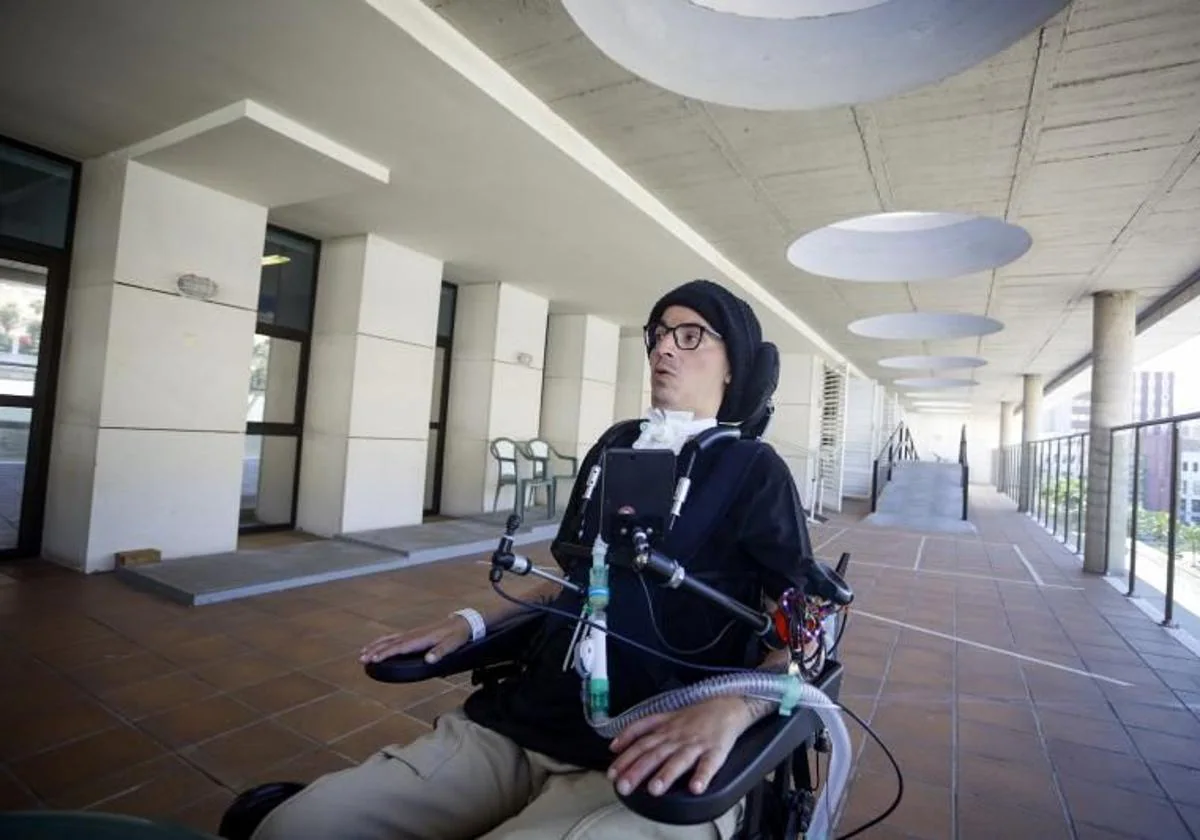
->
<box><xmin>0</xmin><ymin>0</ymin><xmax>859</xmax><ymax>366</ymax></box>
<box><xmin>1</xmin><ymin>0</ymin><xmax>1198</xmax><ymax>407</ymax></box>
<box><xmin>423</xmin><ymin>0</ymin><xmax>1200</xmax><ymax>405</ymax></box>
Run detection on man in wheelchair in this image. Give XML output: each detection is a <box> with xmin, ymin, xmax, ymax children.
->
<box><xmin>248</xmin><ymin>280</ymin><xmax>833</xmax><ymax>840</ymax></box>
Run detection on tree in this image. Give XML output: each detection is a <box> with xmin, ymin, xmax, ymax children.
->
<box><xmin>1181</xmin><ymin>523</ymin><xmax>1200</xmax><ymax>567</ymax></box>
<box><xmin>1150</xmin><ymin>511</ymin><xmax>1170</xmax><ymax>544</ymax></box>
<box><xmin>249</xmin><ymin>338</ymin><xmax>270</xmax><ymax>392</ymax></box>
<box><xmin>0</xmin><ymin>302</ymin><xmax>20</xmax><ymax>337</ymax></box>
<box><xmin>23</xmin><ymin>319</ymin><xmax>41</xmax><ymax>353</ymax></box>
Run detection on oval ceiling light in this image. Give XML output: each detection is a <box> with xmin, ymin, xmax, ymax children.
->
<box><xmin>689</xmin><ymin>0</ymin><xmax>892</xmax><ymax>18</ymax></box>
<box><xmin>561</xmin><ymin>0</ymin><xmax>1070</xmax><ymax>110</ymax></box>
<box><xmin>849</xmin><ymin>312</ymin><xmax>1003</xmax><ymax>341</ymax></box>
<box><xmin>787</xmin><ymin>212</ymin><xmax>1032</xmax><ymax>282</ymax></box>
<box><xmin>895</xmin><ymin>377</ymin><xmax>977</xmax><ymax>390</ymax></box>
<box><xmin>879</xmin><ymin>355</ymin><xmax>987</xmax><ymax>370</ymax></box>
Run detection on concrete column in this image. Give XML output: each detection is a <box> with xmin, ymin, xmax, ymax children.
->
<box><xmin>614</xmin><ymin>330</ymin><xmax>651</xmax><ymax>420</ymax></box>
<box><xmin>1018</xmin><ymin>375</ymin><xmax>1043</xmax><ymax>513</ymax></box>
<box><xmin>767</xmin><ymin>353</ymin><xmax>822</xmax><ymax>510</ymax></box>
<box><xmin>540</xmin><ymin>314</ymin><xmax>619</xmax><ymax>461</ymax></box>
<box><xmin>441</xmin><ymin>283</ymin><xmax>549</xmax><ymax>515</ymax></box>
<box><xmin>1000</xmin><ymin>401</ymin><xmax>1015</xmax><ymax>446</ymax></box>
<box><xmin>1084</xmin><ymin>290</ymin><xmax>1137</xmax><ymax>575</ymax></box>
<box><xmin>998</xmin><ymin>401</ymin><xmax>1014</xmax><ymax>491</ymax></box>
<box><xmin>43</xmin><ymin>158</ymin><xmax>266</xmax><ymax>571</ymax></box>
<box><xmin>296</xmin><ymin>234</ymin><xmax>443</xmax><ymax>536</ymax></box>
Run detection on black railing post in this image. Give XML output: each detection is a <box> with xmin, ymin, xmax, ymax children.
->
<box><xmin>962</xmin><ymin>465</ymin><xmax>970</xmax><ymax>520</ymax></box>
<box><xmin>1065</xmin><ymin>436</ymin><xmax>1074</xmax><ymax>541</ymax></box>
<box><xmin>1076</xmin><ymin>435</ymin><xmax>1085</xmax><ymax>555</ymax></box>
<box><xmin>870</xmin><ymin>460</ymin><xmax>880</xmax><ymax>513</ymax></box>
<box><xmin>1032</xmin><ymin>442</ymin><xmax>1040</xmax><ymax>520</ymax></box>
<box><xmin>1126</xmin><ymin>428</ymin><xmax>1139</xmax><ymax>595</ymax></box>
<box><xmin>1053</xmin><ymin>437</ymin><xmax>1062</xmax><ymax>539</ymax></box>
<box><xmin>1164</xmin><ymin>422</ymin><xmax>1180</xmax><ymax>628</ymax></box>
<box><xmin>1035</xmin><ymin>442</ymin><xmax>1044</xmax><ymax>524</ymax></box>
<box><xmin>1043</xmin><ymin>442</ymin><xmax>1052</xmax><ymax>529</ymax></box>
<box><xmin>1040</xmin><ymin>441</ymin><xmax>1049</xmax><ymax>525</ymax></box>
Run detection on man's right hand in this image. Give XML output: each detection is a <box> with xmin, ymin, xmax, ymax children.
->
<box><xmin>359</xmin><ymin>615</ymin><xmax>473</xmax><ymax>665</ymax></box>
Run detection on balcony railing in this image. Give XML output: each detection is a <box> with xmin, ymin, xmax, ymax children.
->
<box><xmin>995</xmin><ymin>411</ymin><xmax>1200</xmax><ymax>632</ymax></box>
<box><xmin>1109</xmin><ymin>412</ymin><xmax>1200</xmax><ymax>629</ymax></box>
<box><xmin>996</xmin><ymin>431</ymin><xmax>1089</xmax><ymax>555</ymax></box>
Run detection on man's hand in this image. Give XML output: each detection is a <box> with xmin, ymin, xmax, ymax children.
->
<box><xmin>357</xmin><ymin>579</ymin><xmax>562</xmax><ymax>667</ymax></box>
<box><xmin>359</xmin><ymin>616</ymin><xmax>471</xmax><ymax>665</ymax></box>
<box><xmin>606</xmin><ymin>697</ymin><xmax>754</xmax><ymax>798</ymax></box>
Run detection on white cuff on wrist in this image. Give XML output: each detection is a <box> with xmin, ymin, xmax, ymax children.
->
<box><xmin>452</xmin><ymin>608</ymin><xmax>486</xmax><ymax>642</ymax></box>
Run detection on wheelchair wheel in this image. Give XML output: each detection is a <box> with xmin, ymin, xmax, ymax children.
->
<box><xmin>218</xmin><ymin>781</ymin><xmax>306</xmax><ymax>840</ymax></box>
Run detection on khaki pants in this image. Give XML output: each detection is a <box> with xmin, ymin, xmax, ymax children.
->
<box><xmin>253</xmin><ymin>708</ymin><xmax>741</xmax><ymax>840</ymax></box>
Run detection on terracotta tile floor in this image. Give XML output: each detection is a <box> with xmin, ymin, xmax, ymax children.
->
<box><xmin>2</xmin><ymin>487</ymin><xmax>1199</xmax><ymax>839</ymax></box>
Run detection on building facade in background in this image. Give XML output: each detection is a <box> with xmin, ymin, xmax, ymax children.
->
<box><xmin>0</xmin><ymin>133</ymin><xmax>849</xmax><ymax>573</ymax></box>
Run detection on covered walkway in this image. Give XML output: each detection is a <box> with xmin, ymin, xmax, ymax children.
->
<box><xmin>821</xmin><ymin>489</ymin><xmax>1200</xmax><ymax>838</ymax></box>
<box><xmin>1</xmin><ymin>490</ymin><xmax>1198</xmax><ymax>839</ymax></box>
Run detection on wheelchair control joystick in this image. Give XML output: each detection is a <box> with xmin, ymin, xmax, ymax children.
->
<box><xmin>505</xmin><ymin>513</ymin><xmax>521</xmax><ymax>535</ymax></box>
<box><xmin>489</xmin><ymin>514</ymin><xmax>581</xmax><ymax>593</ymax></box>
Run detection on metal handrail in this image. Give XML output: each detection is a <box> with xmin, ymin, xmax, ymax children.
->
<box><xmin>1111</xmin><ymin>408</ymin><xmax>1200</xmax><ymax>433</ymax></box>
<box><xmin>992</xmin><ymin>409</ymin><xmax>1200</xmax><ymax>632</ymax></box>
<box><xmin>1105</xmin><ymin>413</ymin><xmax>1200</xmax><ymax>630</ymax></box>
<box><xmin>875</xmin><ymin>420</ymin><xmax>917</xmax><ymax>463</ymax></box>
<box><xmin>958</xmin><ymin>424</ymin><xmax>969</xmax><ymax>521</ymax></box>
<box><xmin>996</xmin><ymin>432</ymin><xmax>1089</xmax><ymax>554</ymax></box>
<box><xmin>870</xmin><ymin>422</ymin><xmax>919</xmax><ymax>513</ymax></box>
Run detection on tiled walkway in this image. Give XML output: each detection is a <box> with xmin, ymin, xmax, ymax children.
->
<box><xmin>1</xmin><ymin>488</ymin><xmax>1198</xmax><ymax>838</ymax></box>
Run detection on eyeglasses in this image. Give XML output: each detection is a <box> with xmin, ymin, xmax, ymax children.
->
<box><xmin>644</xmin><ymin>321</ymin><xmax>722</xmax><ymax>352</ymax></box>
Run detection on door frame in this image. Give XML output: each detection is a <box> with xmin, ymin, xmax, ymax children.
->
<box><xmin>0</xmin><ymin>134</ymin><xmax>80</xmax><ymax>560</ymax></box>
<box><xmin>425</xmin><ymin>281</ymin><xmax>457</xmax><ymax>517</ymax></box>
<box><xmin>0</xmin><ymin>243</ymin><xmax>73</xmax><ymax>559</ymax></box>
<box><xmin>241</xmin><ymin>225</ymin><xmax>321</xmax><ymax>534</ymax></box>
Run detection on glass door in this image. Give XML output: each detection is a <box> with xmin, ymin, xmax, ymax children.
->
<box><xmin>241</xmin><ymin>227</ymin><xmax>319</xmax><ymax>532</ymax></box>
<box><xmin>424</xmin><ymin>283</ymin><xmax>457</xmax><ymax>517</ymax></box>
<box><xmin>0</xmin><ymin>251</ymin><xmax>66</xmax><ymax>557</ymax></box>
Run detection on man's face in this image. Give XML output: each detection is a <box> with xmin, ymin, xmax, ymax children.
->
<box><xmin>646</xmin><ymin>305</ymin><xmax>730</xmax><ymax>418</ymax></box>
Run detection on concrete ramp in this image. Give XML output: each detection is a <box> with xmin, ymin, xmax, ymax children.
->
<box><xmin>865</xmin><ymin>461</ymin><xmax>978</xmax><ymax>535</ymax></box>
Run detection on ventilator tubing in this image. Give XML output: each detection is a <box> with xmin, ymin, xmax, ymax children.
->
<box><xmin>586</xmin><ymin>673</ymin><xmax>850</xmax><ymax>840</ymax></box>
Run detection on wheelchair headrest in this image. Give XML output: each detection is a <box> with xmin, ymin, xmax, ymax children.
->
<box><xmin>733</xmin><ymin>342</ymin><xmax>780</xmax><ymax>440</ymax></box>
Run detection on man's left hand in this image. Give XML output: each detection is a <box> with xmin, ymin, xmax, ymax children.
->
<box><xmin>607</xmin><ymin>697</ymin><xmax>754</xmax><ymax>797</ymax></box>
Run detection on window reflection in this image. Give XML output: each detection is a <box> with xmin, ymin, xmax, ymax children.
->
<box><xmin>0</xmin><ymin>142</ymin><xmax>75</xmax><ymax>250</ymax></box>
<box><xmin>0</xmin><ymin>407</ymin><xmax>30</xmax><ymax>549</ymax></box>
<box><xmin>247</xmin><ymin>335</ymin><xmax>302</xmax><ymax>426</ymax></box>
<box><xmin>241</xmin><ymin>435</ymin><xmax>298</xmax><ymax>528</ymax></box>
<box><xmin>258</xmin><ymin>228</ymin><xmax>317</xmax><ymax>332</ymax></box>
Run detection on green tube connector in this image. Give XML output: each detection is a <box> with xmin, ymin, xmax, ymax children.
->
<box><xmin>588</xmin><ymin>566</ymin><xmax>609</xmax><ymax>611</ymax></box>
<box><xmin>588</xmin><ymin>678</ymin><xmax>610</xmax><ymax>721</ymax></box>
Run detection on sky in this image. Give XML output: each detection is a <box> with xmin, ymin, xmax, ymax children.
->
<box><xmin>1046</xmin><ymin>332</ymin><xmax>1200</xmax><ymax>417</ymax></box>
<box><xmin>1138</xmin><ymin>333</ymin><xmax>1200</xmax><ymax>415</ymax></box>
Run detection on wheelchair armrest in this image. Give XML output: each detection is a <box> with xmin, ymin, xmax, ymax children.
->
<box><xmin>618</xmin><ymin>660</ymin><xmax>845</xmax><ymax>826</ymax></box>
<box><xmin>364</xmin><ymin>611</ymin><xmax>546</xmax><ymax>683</ymax></box>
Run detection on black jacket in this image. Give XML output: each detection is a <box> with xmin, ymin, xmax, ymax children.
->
<box><xmin>464</xmin><ymin>423</ymin><xmax>814</xmax><ymax>770</ymax></box>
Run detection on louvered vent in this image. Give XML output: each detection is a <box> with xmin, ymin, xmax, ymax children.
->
<box><xmin>818</xmin><ymin>362</ymin><xmax>848</xmax><ymax>512</ymax></box>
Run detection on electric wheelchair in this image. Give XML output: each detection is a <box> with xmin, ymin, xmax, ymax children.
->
<box><xmin>218</xmin><ymin>342</ymin><xmax>864</xmax><ymax>840</ymax></box>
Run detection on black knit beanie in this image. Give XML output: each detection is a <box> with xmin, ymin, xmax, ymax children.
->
<box><xmin>645</xmin><ymin>279</ymin><xmax>763</xmax><ymax>422</ymax></box>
